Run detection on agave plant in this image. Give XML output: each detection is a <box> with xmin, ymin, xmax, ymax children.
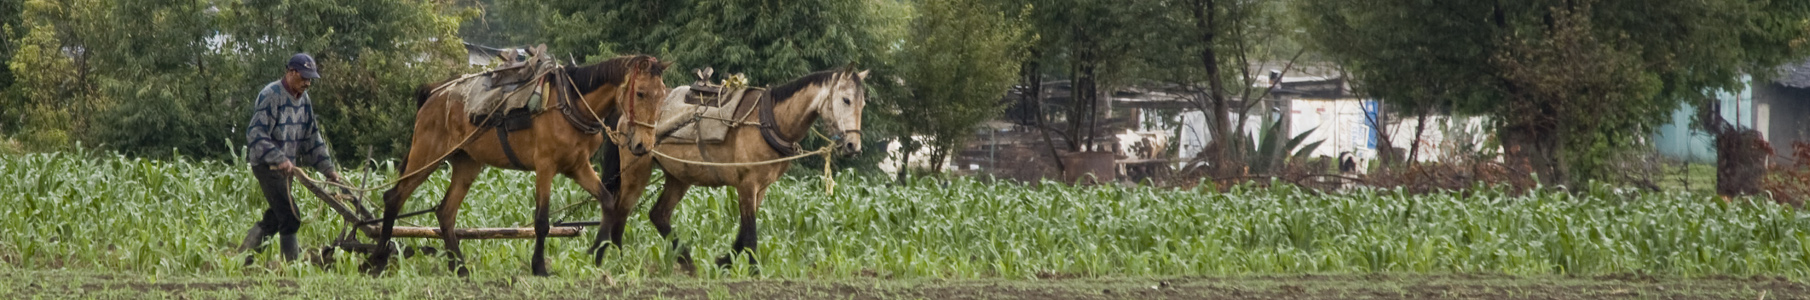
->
<box><xmin>1231</xmin><ymin>118</ymin><xmax>1324</xmax><ymax>175</ymax></box>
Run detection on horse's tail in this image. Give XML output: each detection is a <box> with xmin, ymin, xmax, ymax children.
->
<box><xmin>413</xmin><ymin>81</ymin><xmax>438</xmax><ymax>109</ymax></box>
<box><xmin>402</xmin><ymin>77</ymin><xmax>456</xmax><ymax>173</ymax></box>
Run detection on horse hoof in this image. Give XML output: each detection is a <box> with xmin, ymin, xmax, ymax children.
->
<box><xmin>533</xmin><ymin>259</ymin><xmax>551</xmax><ymax>277</ymax></box>
<box><xmin>448</xmin><ymin>261</ymin><xmax>471</xmax><ymax>277</ymax></box>
<box><xmin>361</xmin><ymin>262</ymin><xmax>387</xmax><ymax>277</ymax></box>
<box><xmin>714</xmin><ymin>255</ymin><xmax>734</xmax><ymax>269</ymax></box>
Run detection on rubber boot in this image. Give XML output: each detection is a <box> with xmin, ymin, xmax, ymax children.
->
<box><xmin>238</xmin><ymin>226</ymin><xmax>267</xmax><ymax>253</ymax></box>
<box><xmin>240</xmin><ymin>226</ymin><xmax>267</xmax><ymax>266</ymax></box>
<box><xmin>279</xmin><ymin>234</ymin><xmax>301</xmax><ymax>262</ymax></box>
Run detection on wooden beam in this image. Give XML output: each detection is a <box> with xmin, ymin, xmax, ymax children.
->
<box><xmin>295</xmin><ymin>176</ymin><xmax>370</xmax><ymax>224</ymax></box>
<box><xmin>360</xmin><ymin>226</ymin><xmax>583</xmax><ymax>239</ymax></box>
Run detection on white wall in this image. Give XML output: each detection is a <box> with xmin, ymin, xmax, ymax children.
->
<box><xmin>1288</xmin><ymin>99</ymin><xmax>1488</xmax><ymax>163</ymax></box>
<box><xmin>1177</xmin><ymin>111</ymin><xmax>1262</xmax><ymax>161</ymax></box>
<box><xmin>1286</xmin><ymin>100</ymin><xmax>1375</xmax><ymax>160</ymax></box>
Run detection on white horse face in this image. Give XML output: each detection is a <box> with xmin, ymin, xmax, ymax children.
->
<box><xmin>818</xmin><ymin>69</ymin><xmax>869</xmax><ymax>154</ymax></box>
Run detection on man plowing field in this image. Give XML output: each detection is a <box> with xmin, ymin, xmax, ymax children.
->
<box><xmin>237</xmin><ymin>53</ymin><xmax>347</xmax><ymax>265</ymax></box>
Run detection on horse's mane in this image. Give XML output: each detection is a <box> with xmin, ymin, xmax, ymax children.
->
<box><xmin>563</xmin><ymin>55</ymin><xmax>669</xmax><ymax>98</ymax></box>
<box><xmin>768</xmin><ymin>69</ymin><xmax>863</xmax><ymax>103</ymax></box>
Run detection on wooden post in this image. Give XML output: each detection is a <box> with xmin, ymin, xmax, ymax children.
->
<box><xmin>361</xmin><ymin>226</ymin><xmax>583</xmax><ymax>239</ymax></box>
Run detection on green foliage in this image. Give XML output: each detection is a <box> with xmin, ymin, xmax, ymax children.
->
<box><xmin>4</xmin><ymin>152</ymin><xmax>1810</xmax><ymax>279</ymax></box>
<box><xmin>0</xmin><ymin>0</ymin><xmax>472</xmax><ymax>160</ymax></box>
<box><xmin>1238</xmin><ymin>119</ymin><xmax>1323</xmax><ymax>174</ymax></box>
<box><xmin>216</xmin><ymin>0</ymin><xmax>473</xmax><ymax>161</ymax></box>
<box><xmin>1295</xmin><ymin>0</ymin><xmax>1810</xmax><ymax>184</ymax></box>
<box><xmin>0</xmin><ymin>0</ymin><xmax>20</xmax><ymax>101</ymax></box>
<box><xmin>451</xmin><ymin>0</ymin><xmax>542</xmax><ymax>47</ymax></box>
<box><xmin>896</xmin><ymin>0</ymin><xmax>1033</xmax><ymax>172</ymax></box>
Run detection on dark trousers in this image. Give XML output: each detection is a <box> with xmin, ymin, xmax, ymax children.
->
<box><xmin>251</xmin><ymin>165</ymin><xmax>301</xmax><ymax>236</ymax></box>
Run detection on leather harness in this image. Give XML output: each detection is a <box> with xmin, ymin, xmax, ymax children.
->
<box><xmin>485</xmin><ymin>67</ymin><xmax>615</xmax><ymax>170</ymax></box>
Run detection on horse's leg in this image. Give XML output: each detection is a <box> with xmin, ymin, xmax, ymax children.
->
<box><xmin>436</xmin><ymin>155</ymin><xmax>483</xmax><ymax>277</ymax></box>
<box><xmin>530</xmin><ymin>169</ymin><xmax>556</xmax><ymax>276</ymax></box>
<box><xmin>593</xmin><ymin>153</ymin><xmax>653</xmax><ymax>264</ymax></box>
<box><xmin>648</xmin><ymin>176</ymin><xmax>693</xmax><ymax>268</ymax></box>
<box><xmin>586</xmin><ymin>141</ymin><xmax>623</xmax><ymax>260</ymax></box>
<box><xmin>563</xmin><ymin>161</ymin><xmax>619</xmax><ymax>265</ymax></box>
<box><xmin>716</xmin><ymin>184</ymin><xmax>766</xmax><ymax>271</ymax></box>
<box><xmin>365</xmin><ymin>146</ymin><xmax>447</xmax><ymax>276</ymax></box>
<box><xmin>608</xmin><ymin>157</ymin><xmax>654</xmax><ymax>249</ymax></box>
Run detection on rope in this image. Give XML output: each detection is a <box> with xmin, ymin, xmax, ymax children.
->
<box><xmin>646</xmin><ymin>127</ymin><xmax>841</xmax><ymax>195</ymax></box>
<box><xmin>296</xmin><ymin>80</ymin><xmax>497</xmax><ymax>193</ymax></box>
<box><xmin>648</xmin><ymin>146</ymin><xmax>831</xmax><ymax>167</ymax></box>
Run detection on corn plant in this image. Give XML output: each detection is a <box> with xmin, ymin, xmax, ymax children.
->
<box><xmin>2</xmin><ymin>151</ymin><xmax>1807</xmax><ymax>280</ymax></box>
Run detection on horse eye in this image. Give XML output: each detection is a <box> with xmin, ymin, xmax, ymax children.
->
<box><xmin>637</xmin><ymin>92</ymin><xmax>648</xmax><ymax>98</ymax></box>
<box><xmin>843</xmin><ymin>98</ymin><xmax>851</xmax><ymax>105</ymax></box>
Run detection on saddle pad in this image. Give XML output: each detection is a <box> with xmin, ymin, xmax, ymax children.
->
<box><xmin>447</xmin><ymin>45</ymin><xmax>558</xmax><ymax>125</ymax></box>
<box><xmin>652</xmin><ymin>86</ymin><xmax>755</xmax><ymax>144</ymax></box>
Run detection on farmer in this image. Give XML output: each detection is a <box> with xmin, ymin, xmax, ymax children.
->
<box><xmin>237</xmin><ymin>53</ymin><xmax>345</xmax><ymax>264</ymax></box>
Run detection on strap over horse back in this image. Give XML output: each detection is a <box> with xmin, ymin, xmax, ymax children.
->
<box><xmin>751</xmin><ymin>90</ymin><xmax>800</xmax><ymax>157</ymax></box>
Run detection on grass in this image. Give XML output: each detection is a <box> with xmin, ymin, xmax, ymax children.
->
<box><xmin>1656</xmin><ymin>162</ymin><xmax>1716</xmax><ymax>195</ymax></box>
<box><xmin>1</xmin><ymin>151</ymin><xmax>1808</xmax><ymax>283</ymax></box>
<box><xmin>4</xmin><ymin>268</ymin><xmax>1805</xmax><ymax>299</ymax></box>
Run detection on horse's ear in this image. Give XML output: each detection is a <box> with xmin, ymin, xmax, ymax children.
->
<box><xmin>658</xmin><ymin>61</ymin><xmax>674</xmax><ymax>73</ymax></box>
<box><xmin>856</xmin><ymin>69</ymin><xmax>871</xmax><ymax>81</ymax></box>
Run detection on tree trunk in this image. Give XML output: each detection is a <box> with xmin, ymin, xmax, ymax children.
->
<box><xmin>1191</xmin><ymin>0</ymin><xmax>1237</xmax><ymax>177</ymax></box>
<box><xmin>896</xmin><ymin>139</ymin><xmax>914</xmax><ymax>185</ymax></box>
<box><xmin>1407</xmin><ymin>109</ymin><xmax>1428</xmax><ymax>164</ymax></box>
<box><xmin>1501</xmin><ymin>121</ymin><xmax>1564</xmax><ymax>185</ymax></box>
<box><xmin>1699</xmin><ymin>98</ymin><xmax>1768</xmax><ymax>197</ymax></box>
<box><xmin>1022</xmin><ymin>59</ymin><xmax>1066</xmax><ymax>173</ymax></box>
<box><xmin>1072</xmin><ymin>58</ymin><xmax>1098</xmax><ymax>152</ymax></box>
<box><xmin>928</xmin><ymin>142</ymin><xmax>949</xmax><ymax>174</ymax></box>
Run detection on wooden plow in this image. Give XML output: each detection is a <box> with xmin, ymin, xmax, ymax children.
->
<box><xmin>293</xmin><ymin>178</ymin><xmax>594</xmax><ymax>257</ymax></box>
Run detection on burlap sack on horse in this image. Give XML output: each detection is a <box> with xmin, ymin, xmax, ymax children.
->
<box><xmin>651</xmin><ymin>68</ymin><xmax>764</xmax><ymax>144</ymax></box>
<box><xmin>432</xmin><ymin>45</ymin><xmax>561</xmax><ymax>126</ymax></box>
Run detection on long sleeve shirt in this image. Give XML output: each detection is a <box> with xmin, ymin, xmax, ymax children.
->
<box><xmin>246</xmin><ymin>80</ymin><xmax>335</xmax><ymax>171</ymax></box>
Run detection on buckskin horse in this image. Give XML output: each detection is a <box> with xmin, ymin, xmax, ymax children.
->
<box><xmin>365</xmin><ymin>55</ymin><xmax>670</xmax><ymax>277</ymax></box>
<box><xmin>595</xmin><ymin>67</ymin><xmax>868</xmax><ymax>271</ymax></box>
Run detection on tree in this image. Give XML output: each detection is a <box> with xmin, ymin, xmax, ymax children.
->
<box><xmin>1146</xmin><ymin>0</ymin><xmax>1300</xmax><ymax>177</ymax></box>
<box><xmin>452</xmin><ymin>0</ymin><xmax>542</xmax><ymax>47</ymax></box>
<box><xmin>3</xmin><ymin>0</ymin><xmax>118</xmax><ymax>150</ymax></box>
<box><xmin>997</xmin><ymin>0</ymin><xmax>1300</xmax><ymax>180</ymax></box>
<box><xmin>1297</xmin><ymin>0</ymin><xmax>1810</xmax><ymax>185</ymax></box>
<box><xmin>895</xmin><ymin>0</ymin><xmax>1032</xmax><ymax>173</ymax></box>
<box><xmin>0</xmin><ymin>0</ymin><xmax>22</xmax><ymax>124</ymax></box>
<box><xmin>1</xmin><ymin>0</ymin><xmax>471</xmax><ymax>160</ymax></box>
<box><xmin>217</xmin><ymin>0</ymin><xmax>472</xmax><ymax>161</ymax></box>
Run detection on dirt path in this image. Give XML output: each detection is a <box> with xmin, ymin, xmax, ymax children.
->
<box><xmin>4</xmin><ymin>270</ymin><xmax>1805</xmax><ymax>299</ymax></box>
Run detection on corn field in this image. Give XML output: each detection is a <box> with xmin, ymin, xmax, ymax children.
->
<box><xmin>2</xmin><ymin>151</ymin><xmax>1809</xmax><ymax>280</ymax></box>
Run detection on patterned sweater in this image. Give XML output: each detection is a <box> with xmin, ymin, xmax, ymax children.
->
<box><xmin>246</xmin><ymin>80</ymin><xmax>335</xmax><ymax>171</ymax></box>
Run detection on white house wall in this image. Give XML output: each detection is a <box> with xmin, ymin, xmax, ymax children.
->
<box><xmin>1177</xmin><ymin>111</ymin><xmax>1263</xmax><ymax>161</ymax></box>
<box><xmin>1288</xmin><ymin>99</ymin><xmax>1489</xmax><ymax>163</ymax></box>
<box><xmin>1287</xmin><ymin>100</ymin><xmax>1376</xmax><ymax>160</ymax></box>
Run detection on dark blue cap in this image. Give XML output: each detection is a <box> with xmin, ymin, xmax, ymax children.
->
<box><xmin>287</xmin><ymin>53</ymin><xmax>321</xmax><ymax>79</ymax></box>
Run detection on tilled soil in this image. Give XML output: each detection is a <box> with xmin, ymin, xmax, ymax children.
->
<box><xmin>6</xmin><ymin>270</ymin><xmax>1806</xmax><ymax>299</ymax></box>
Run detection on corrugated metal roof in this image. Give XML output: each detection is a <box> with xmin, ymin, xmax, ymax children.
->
<box><xmin>1776</xmin><ymin>60</ymin><xmax>1810</xmax><ymax>88</ymax></box>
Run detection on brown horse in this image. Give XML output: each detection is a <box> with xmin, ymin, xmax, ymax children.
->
<box><xmin>366</xmin><ymin>55</ymin><xmax>671</xmax><ymax>277</ymax></box>
<box><xmin>596</xmin><ymin>67</ymin><xmax>868</xmax><ymax>269</ymax></box>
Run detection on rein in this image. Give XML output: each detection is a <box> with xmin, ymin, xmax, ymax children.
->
<box><xmin>561</xmin><ymin>59</ymin><xmax>663</xmax><ymax>146</ymax></box>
